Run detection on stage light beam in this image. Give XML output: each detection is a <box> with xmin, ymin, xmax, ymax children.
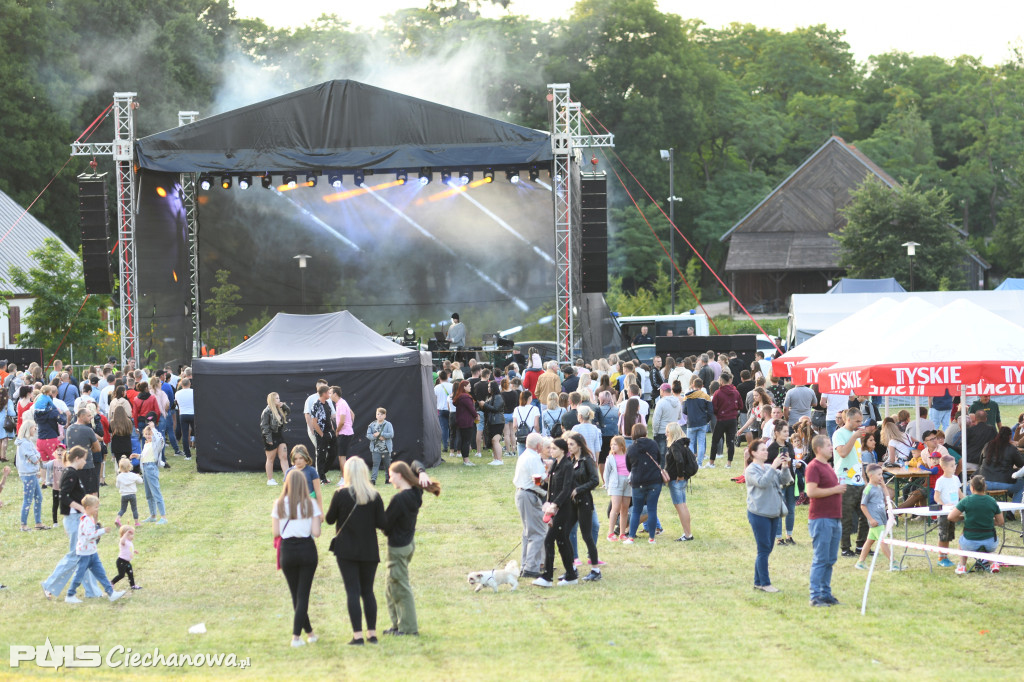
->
<box><xmin>353</xmin><ymin>170</ymin><xmax>365</xmax><ymax>186</ymax></box>
<box><xmin>483</xmin><ymin>170</ymin><xmax>494</xmax><ymax>183</ymax></box>
<box><xmin>396</xmin><ymin>170</ymin><xmax>408</xmax><ymax>185</ymax></box>
<box><xmin>155</xmin><ymin>186</ymin><xmax>167</xmax><ymax>197</ymax></box>
<box><xmin>418</xmin><ymin>169</ymin><xmax>431</xmax><ymax>185</ymax></box>
<box><xmin>305</xmin><ymin>173</ymin><xmax>317</xmax><ymax>187</ymax></box>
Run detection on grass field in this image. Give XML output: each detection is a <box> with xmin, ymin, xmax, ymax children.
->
<box><xmin>2</xmin><ymin>444</ymin><xmax>1023</xmax><ymax>681</ymax></box>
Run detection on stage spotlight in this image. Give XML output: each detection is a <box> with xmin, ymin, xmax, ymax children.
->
<box><xmin>306</xmin><ymin>172</ymin><xmax>317</xmax><ymax>187</ymax></box>
<box><xmin>418</xmin><ymin>169</ymin><xmax>432</xmax><ymax>186</ymax></box>
<box><xmin>220</xmin><ymin>175</ymin><xmax>232</xmax><ymax>189</ymax></box>
<box><xmin>328</xmin><ymin>172</ymin><xmax>343</xmax><ymax>189</ymax></box>
<box><xmin>459</xmin><ymin>170</ymin><xmax>472</xmax><ymax>185</ymax></box>
<box><xmin>261</xmin><ymin>174</ymin><xmax>273</xmax><ymax>189</ymax></box>
<box><xmin>506</xmin><ymin>170</ymin><xmax>520</xmax><ymax>184</ymax></box>
<box><xmin>440</xmin><ymin>170</ymin><xmax>452</xmax><ymax>185</ymax></box>
<box><xmin>199</xmin><ymin>175</ymin><xmax>212</xmax><ymax>191</ymax></box>
<box><xmin>483</xmin><ymin>170</ymin><xmax>494</xmax><ymax>183</ymax></box>
<box><xmin>396</xmin><ymin>170</ymin><xmax>408</xmax><ymax>185</ymax></box>
<box><xmin>238</xmin><ymin>175</ymin><xmax>251</xmax><ymax>190</ymax></box>
<box><xmin>283</xmin><ymin>173</ymin><xmax>297</xmax><ymax>188</ymax></box>
<box><xmin>528</xmin><ymin>167</ymin><xmax>540</xmax><ymax>182</ymax></box>
<box><xmin>353</xmin><ymin>170</ymin><xmax>365</xmax><ymax>186</ymax></box>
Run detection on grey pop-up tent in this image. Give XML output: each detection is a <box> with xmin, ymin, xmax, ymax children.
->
<box><xmin>191</xmin><ymin>311</ymin><xmax>441</xmax><ymax>473</ymax></box>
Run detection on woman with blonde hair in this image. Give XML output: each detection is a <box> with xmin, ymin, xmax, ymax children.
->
<box><xmin>880</xmin><ymin>419</ymin><xmax>914</xmax><ymax>466</ymax></box>
<box><xmin>272</xmin><ymin>469</ymin><xmax>322</xmax><ymax>647</ymax></box>
<box><xmin>665</xmin><ymin>423</ymin><xmax>694</xmax><ymax>542</ymax></box>
<box><xmin>261</xmin><ymin>392</ymin><xmax>291</xmax><ymax>485</ymax></box>
<box><xmin>382</xmin><ymin>461</ymin><xmax>440</xmax><ymax>636</ymax></box>
<box><xmin>326</xmin><ymin>457</ymin><xmax>387</xmax><ymax>645</ymax></box>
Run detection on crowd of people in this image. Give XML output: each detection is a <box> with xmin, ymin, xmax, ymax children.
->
<box><xmin>2</xmin><ymin>346</ymin><xmax>1021</xmax><ymax>629</ymax></box>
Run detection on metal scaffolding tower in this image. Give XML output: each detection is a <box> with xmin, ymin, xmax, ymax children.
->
<box><xmin>178</xmin><ymin>110</ymin><xmax>201</xmax><ymax>357</ymax></box>
<box><xmin>547</xmin><ymin>84</ymin><xmax>614</xmax><ymax>363</ymax></box>
<box><xmin>71</xmin><ymin>92</ymin><xmax>138</xmax><ymax>366</ymax></box>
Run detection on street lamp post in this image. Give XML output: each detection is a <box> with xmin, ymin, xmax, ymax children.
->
<box><xmin>660</xmin><ymin>148</ymin><xmax>683</xmax><ymax>314</ymax></box>
<box><xmin>902</xmin><ymin>241</ymin><xmax>920</xmax><ymax>292</ymax></box>
<box><xmin>294</xmin><ymin>254</ymin><xmax>311</xmax><ymax>312</ymax></box>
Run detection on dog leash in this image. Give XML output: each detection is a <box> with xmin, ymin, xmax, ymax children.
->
<box><xmin>494</xmin><ymin>540</ymin><xmax>522</xmax><ymax>571</ymax></box>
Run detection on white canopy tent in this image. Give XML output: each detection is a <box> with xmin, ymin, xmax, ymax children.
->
<box><xmin>818</xmin><ymin>299</ymin><xmax>1024</xmax><ymax>491</ymax></box>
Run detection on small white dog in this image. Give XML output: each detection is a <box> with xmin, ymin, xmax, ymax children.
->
<box><xmin>467</xmin><ymin>560</ymin><xmax>519</xmax><ymax>592</ymax></box>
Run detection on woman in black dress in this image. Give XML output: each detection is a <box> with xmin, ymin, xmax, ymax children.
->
<box><xmin>325</xmin><ymin>457</ymin><xmax>386</xmax><ymax>645</ymax></box>
<box><xmin>261</xmin><ymin>392</ymin><xmax>290</xmax><ymax>486</ymax></box>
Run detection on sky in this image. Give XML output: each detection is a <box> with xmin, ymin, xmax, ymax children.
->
<box><xmin>233</xmin><ymin>0</ymin><xmax>1024</xmax><ymax>66</ymax></box>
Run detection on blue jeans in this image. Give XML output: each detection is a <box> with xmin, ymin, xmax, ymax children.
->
<box><xmin>653</xmin><ymin>433</ymin><xmax>667</xmax><ymax>457</ymax></box>
<box><xmin>826</xmin><ymin>420</ymin><xmax>838</xmax><ymax>439</ymax></box>
<box><xmin>570</xmin><ymin>507</ymin><xmax>600</xmax><ymax>560</ymax></box>
<box><xmin>748</xmin><ymin>512</ymin><xmax>780</xmax><ymax>587</ymax></box>
<box><xmin>986</xmin><ymin>479</ymin><xmax>1024</xmax><ymax>504</ymax></box>
<box><xmin>628</xmin><ymin>483</ymin><xmax>662</xmax><ymax>539</ymax></box>
<box><xmin>808</xmin><ymin>517</ymin><xmax>842</xmax><ymax>601</ymax></box>
<box><xmin>686</xmin><ymin>425</ymin><xmax>708</xmax><ymax>465</ymax></box>
<box><xmin>68</xmin><ymin>552</ymin><xmax>114</xmax><ymax>597</ymax></box>
<box><xmin>20</xmin><ymin>475</ymin><xmax>42</xmax><ymax>525</ymax></box>
<box><xmin>42</xmin><ymin>512</ymin><xmax>101</xmax><ymax>598</ymax></box>
<box><xmin>777</xmin><ymin>485</ymin><xmax>796</xmax><ymax>537</ymax></box>
<box><xmin>438</xmin><ymin>410</ymin><xmax>450</xmax><ymax>450</ymax></box>
<box><xmin>143</xmin><ymin>462</ymin><xmax>165</xmax><ymax>516</ymax></box>
<box><xmin>929</xmin><ymin>409</ymin><xmax>951</xmax><ymax>431</ymax></box>
<box><xmin>160</xmin><ymin>410</ymin><xmax>180</xmax><ymax>453</ymax></box>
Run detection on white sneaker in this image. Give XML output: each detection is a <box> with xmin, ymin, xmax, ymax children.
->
<box><xmin>109</xmin><ymin>590</ymin><xmax>126</xmax><ymax>602</ymax></box>
<box><xmin>725</xmin><ymin>463</ymin><xmax>732</xmax><ymax>468</ymax></box>
<box><xmin>291</xmin><ymin>638</ymin><xmax>306</xmax><ymax>648</ymax></box>
<box><xmin>463</xmin><ymin>461</ymin><xmax>476</xmax><ymax>467</ymax></box>
<box><xmin>532</xmin><ymin>577</ymin><xmax>553</xmax><ymax>587</ymax></box>
<box><xmin>474</xmin><ymin>451</ymin><xmax>482</xmax><ymax>458</ymax></box>
<box><xmin>65</xmin><ymin>595</ymin><xmax>83</xmax><ymax>604</ymax></box>
<box><xmin>267</xmin><ymin>479</ymin><xmax>278</xmax><ymax>486</ymax></box>
<box><xmin>557</xmin><ymin>577</ymin><xmax>579</xmax><ymax>586</ymax></box>
<box><xmin>488</xmin><ymin>460</ymin><xmax>504</xmax><ymax>466</ymax></box>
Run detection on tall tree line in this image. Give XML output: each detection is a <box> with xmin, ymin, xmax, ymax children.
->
<box><xmin>3</xmin><ymin>0</ymin><xmax>1023</xmax><ymax>294</ymax></box>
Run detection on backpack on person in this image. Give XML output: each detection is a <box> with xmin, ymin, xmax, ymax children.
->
<box><xmin>545</xmin><ymin>408</ymin><xmax>564</xmax><ymax>438</ymax></box>
<box><xmin>515</xmin><ymin>406</ymin><xmax>536</xmax><ymax>444</ymax></box>
<box><xmin>671</xmin><ymin>438</ymin><xmax>699</xmax><ymax>481</ymax></box>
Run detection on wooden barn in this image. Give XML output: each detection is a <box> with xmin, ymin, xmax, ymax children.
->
<box><xmin>719</xmin><ymin>136</ymin><xmax>989</xmax><ymax>313</ymax></box>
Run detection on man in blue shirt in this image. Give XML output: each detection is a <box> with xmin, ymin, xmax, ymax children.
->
<box><xmin>159</xmin><ymin>370</ymin><xmax>182</xmax><ymax>456</ymax></box>
<box><xmin>929</xmin><ymin>390</ymin><xmax>953</xmax><ymax>431</ymax></box>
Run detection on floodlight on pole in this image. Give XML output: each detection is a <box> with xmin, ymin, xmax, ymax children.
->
<box><xmin>294</xmin><ymin>254</ymin><xmax>311</xmax><ymax>312</ymax></box>
<box><xmin>902</xmin><ymin>241</ymin><xmax>920</xmax><ymax>291</ymax></box>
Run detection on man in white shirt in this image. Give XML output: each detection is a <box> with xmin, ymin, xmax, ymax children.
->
<box><xmin>434</xmin><ymin>370</ymin><xmax>453</xmax><ymax>453</ymax></box>
<box><xmin>822</xmin><ymin>392</ymin><xmax>850</xmax><ymax>439</ymax></box>
<box><xmin>175</xmin><ymin>378</ymin><xmax>195</xmax><ymax>460</ymax></box>
<box><xmin>304</xmin><ymin>379</ymin><xmax>329</xmax><ymax>448</ymax></box>
<box><xmin>98</xmin><ymin>379</ymin><xmax>116</xmax><ymax>416</ymax></box>
<box><xmin>74</xmin><ymin>384</ymin><xmax>98</xmax><ymax>413</ymax></box>
<box><xmin>513</xmin><ymin>432</ymin><xmax>548</xmax><ymax>580</ymax></box>
<box><xmin>905</xmin><ymin>406</ymin><xmax>936</xmax><ymax>442</ymax></box>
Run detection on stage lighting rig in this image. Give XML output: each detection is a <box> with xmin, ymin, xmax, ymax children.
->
<box><xmin>283</xmin><ymin>173</ymin><xmax>297</xmax><ymax>189</ymax></box>
<box><xmin>483</xmin><ymin>170</ymin><xmax>495</xmax><ymax>183</ymax></box>
<box><xmin>418</xmin><ymin>169</ymin><xmax>432</xmax><ymax>185</ymax></box>
<box><xmin>261</xmin><ymin>173</ymin><xmax>273</xmax><ymax>189</ymax></box>
<box><xmin>396</xmin><ymin>170</ymin><xmax>408</xmax><ymax>184</ymax></box>
<box><xmin>238</xmin><ymin>174</ymin><xmax>251</xmax><ymax>190</ymax></box>
<box><xmin>220</xmin><ymin>175</ymin><xmax>232</xmax><ymax>189</ymax></box>
<box><xmin>403</xmin><ymin>325</ymin><xmax>418</xmax><ymax>348</ymax></box>
<box><xmin>199</xmin><ymin>175</ymin><xmax>212</xmax><ymax>191</ymax></box>
<box><xmin>328</xmin><ymin>172</ymin><xmax>343</xmax><ymax>189</ymax></box>
<box><xmin>459</xmin><ymin>170</ymin><xmax>472</xmax><ymax>185</ymax></box>
<box><xmin>506</xmin><ymin>170</ymin><xmax>520</xmax><ymax>184</ymax></box>
<box><xmin>528</xmin><ymin>167</ymin><xmax>540</xmax><ymax>182</ymax></box>
<box><xmin>353</xmin><ymin>170</ymin><xmax>365</xmax><ymax>186</ymax></box>
<box><xmin>441</xmin><ymin>169</ymin><xmax>452</xmax><ymax>185</ymax></box>
<box><xmin>305</xmin><ymin>172</ymin><xmax>317</xmax><ymax>187</ymax></box>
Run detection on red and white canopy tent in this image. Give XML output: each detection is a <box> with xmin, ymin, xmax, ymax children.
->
<box><xmin>771</xmin><ymin>298</ymin><xmax>934</xmax><ymax>385</ymax></box>
<box><xmin>817</xmin><ymin>298</ymin><xmax>1024</xmax><ymax>491</ymax></box>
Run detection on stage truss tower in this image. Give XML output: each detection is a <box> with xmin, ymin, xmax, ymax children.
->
<box><xmin>547</xmin><ymin>84</ymin><xmax>613</xmax><ymax>363</ymax></box>
<box><xmin>177</xmin><ymin>110</ymin><xmax>201</xmax><ymax>357</ymax></box>
<box><xmin>71</xmin><ymin>92</ymin><xmax>138</xmax><ymax>366</ymax></box>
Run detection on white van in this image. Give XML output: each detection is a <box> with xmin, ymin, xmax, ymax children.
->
<box><xmin>614</xmin><ymin>313</ymin><xmax>711</xmax><ymax>342</ymax></box>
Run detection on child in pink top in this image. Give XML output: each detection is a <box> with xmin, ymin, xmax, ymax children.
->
<box><xmin>110</xmin><ymin>525</ymin><xmax>140</xmax><ymax>589</ymax></box>
<box><xmin>65</xmin><ymin>494</ymin><xmax>126</xmax><ymax>603</ymax></box>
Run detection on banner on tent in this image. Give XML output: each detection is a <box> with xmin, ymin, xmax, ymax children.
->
<box><xmin>819</xmin><ymin>361</ymin><xmax>1024</xmax><ymax>397</ymax></box>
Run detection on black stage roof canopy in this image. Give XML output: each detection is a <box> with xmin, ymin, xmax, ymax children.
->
<box><xmin>135</xmin><ymin>79</ymin><xmax>553</xmax><ymax>174</ymax></box>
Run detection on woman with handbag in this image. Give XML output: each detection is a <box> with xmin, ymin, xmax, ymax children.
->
<box><xmin>744</xmin><ymin>440</ymin><xmax>793</xmax><ymax>593</ymax></box>
<box><xmin>325</xmin><ymin>458</ymin><xmax>387</xmax><ymax>645</ymax></box>
<box><xmin>624</xmin><ymin>423</ymin><xmax>666</xmax><ymax>544</ymax></box>
<box><xmin>533</xmin><ymin>438</ymin><xmax>577</xmax><ymax>587</ymax></box>
<box><xmin>271</xmin><ymin>469</ymin><xmax>321</xmax><ymax>647</ymax></box>
<box><xmin>261</xmin><ymin>392</ymin><xmax>290</xmax><ymax>486</ymax></box>
<box><xmin>1</xmin><ymin>387</ymin><xmax>16</xmax><ymax>462</ymax></box>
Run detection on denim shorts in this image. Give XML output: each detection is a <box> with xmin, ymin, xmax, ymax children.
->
<box><xmin>958</xmin><ymin>535</ymin><xmax>997</xmax><ymax>553</ymax></box>
<box><xmin>476</xmin><ymin>420</ymin><xmax>484</xmax><ymax>431</ymax></box>
<box><xmin>668</xmin><ymin>479</ymin><xmax>688</xmax><ymax>505</ymax></box>
<box><xmin>504</xmin><ymin>414</ymin><xmax>514</xmax><ymax>424</ymax></box>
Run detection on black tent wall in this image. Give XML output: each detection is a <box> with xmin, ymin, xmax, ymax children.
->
<box><xmin>192</xmin><ymin>357</ymin><xmax>441</xmax><ymax>473</ymax></box>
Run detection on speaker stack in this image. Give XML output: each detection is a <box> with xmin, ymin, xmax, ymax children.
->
<box><xmin>78</xmin><ymin>172</ymin><xmax>113</xmax><ymax>294</ymax></box>
<box><xmin>580</xmin><ymin>172</ymin><xmax>608</xmax><ymax>293</ymax></box>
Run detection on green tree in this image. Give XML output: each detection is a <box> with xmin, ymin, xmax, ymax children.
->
<box><xmin>835</xmin><ymin>177</ymin><xmax>967</xmax><ymax>290</ymax></box>
<box><xmin>5</xmin><ymin>238</ymin><xmax>109</xmax><ymax>360</ymax></box>
<box><xmin>204</xmin><ymin>269</ymin><xmax>241</xmax><ymax>351</ymax></box>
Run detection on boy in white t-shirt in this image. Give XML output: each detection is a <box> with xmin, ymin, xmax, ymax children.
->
<box><xmin>933</xmin><ymin>454</ymin><xmax>963</xmax><ymax>568</ymax></box>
